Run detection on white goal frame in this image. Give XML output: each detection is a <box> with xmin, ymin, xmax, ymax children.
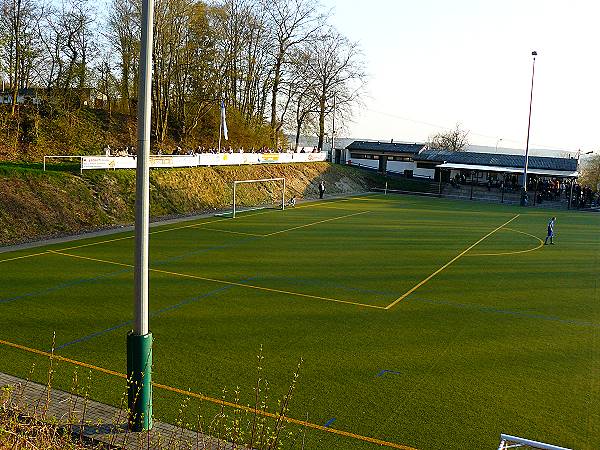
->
<box><xmin>232</xmin><ymin>177</ymin><xmax>286</xmax><ymax>218</ymax></box>
<box><xmin>498</xmin><ymin>434</ymin><xmax>572</xmax><ymax>450</ymax></box>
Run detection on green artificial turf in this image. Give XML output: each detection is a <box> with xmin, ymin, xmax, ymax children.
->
<box><xmin>0</xmin><ymin>194</ymin><xmax>598</xmax><ymax>449</ymax></box>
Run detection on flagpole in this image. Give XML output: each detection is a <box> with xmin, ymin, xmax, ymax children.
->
<box><xmin>218</xmin><ymin>100</ymin><xmax>222</xmax><ymax>153</ymax></box>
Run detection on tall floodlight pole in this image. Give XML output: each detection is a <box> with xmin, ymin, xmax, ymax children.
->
<box><xmin>128</xmin><ymin>0</ymin><xmax>154</xmax><ymax>432</ymax></box>
<box><xmin>495</xmin><ymin>138</ymin><xmax>503</xmax><ymax>152</ymax></box>
<box><xmin>521</xmin><ymin>51</ymin><xmax>537</xmax><ymax>206</ymax></box>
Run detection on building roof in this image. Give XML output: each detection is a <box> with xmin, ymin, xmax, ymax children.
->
<box><xmin>346</xmin><ymin>140</ymin><xmax>425</xmax><ymax>154</ymax></box>
<box><xmin>415</xmin><ymin>149</ymin><xmax>578</xmax><ymax>172</ymax></box>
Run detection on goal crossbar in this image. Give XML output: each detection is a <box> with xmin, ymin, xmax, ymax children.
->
<box><xmin>498</xmin><ymin>434</ymin><xmax>572</xmax><ymax>450</ymax></box>
<box><xmin>231</xmin><ymin>177</ymin><xmax>286</xmax><ymax>218</ymax></box>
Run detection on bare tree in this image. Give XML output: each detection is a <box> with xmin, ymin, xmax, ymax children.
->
<box><xmin>1</xmin><ymin>0</ymin><xmax>41</xmax><ymax>114</ymax></box>
<box><xmin>261</xmin><ymin>0</ymin><xmax>323</xmax><ymax>147</ymax></box>
<box><xmin>428</xmin><ymin>123</ymin><xmax>470</xmax><ymax>152</ymax></box>
<box><xmin>107</xmin><ymin>0</ymin><xmax>140</xmax><ymax>113</ymax></box>
<box><xmin>580</xmin><ymin>154</ymin><xmax>600</xmax><ymax>191</ymax></box>
<box><xmin>303</xmin><ymin>27</ymin><xmax>366</xmax><ymax>150</ymax></box>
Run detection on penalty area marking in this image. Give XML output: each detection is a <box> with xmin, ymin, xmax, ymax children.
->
<box><xmin>0</xmin><ymin>338</ymin><xmax>418</xmax><ymax>450</ymax></box>
<box><xmin>0</xmin><ymin>195</ymin><xmax>373</xmax><ymax>265</ymax></box>
<box><xmin>385</xmin><ymin>214</ymin><xmax>520</xmax><ymax>310</ymax></box>
<box><xmin>47</xmin><ymin>250</ymin><xmax>386</xmax><ymax>310</ymax></box>
<box><xmin>465</xmin><ymin>228</ymin><xmax>544</xmax><ymax>257</ymax></box>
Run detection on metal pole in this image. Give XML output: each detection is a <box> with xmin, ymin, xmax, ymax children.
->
<box><xmin>470</xmin><ymin>172</ymin><xmax>474</xmax><ymax>200</ymax></box>
<box><xmin>127</xmin><ymin>0</ymin><xmax>154</xmax><ymax>432</ymax></box>
<box><xmin>43</xmin><ymin>156</ymin><xmax>46</xmax><ymax>171</ymax></box>
<box><xmin>568</xmin><ymin>179</ymin><xmax>574</xmax><ymax>209</ymax></box>
<box><xmin>233</xmin><ymin>182</ymin><xmax>237</xmax><ymax>218</ymax></box>
<box><xmin>282</xmin><ymin>178</ymin><xmax>286</xmax><ymax>210</ymax></box>
<box><xmin>438</xmin><ymin>172</ymin><xmax>442</xmax><ymax>197</ymax></box>
<box><xmin>218</xmin><ymin>114</ymin><xmax>222</xmax><ymax>154</ymax></box>
<box><xmin>521</xmin><ymin>51</ymin><xmax>537</xmax><ymax>206</ymax></box>
<box><xmin>385</xmin><ymin>181</ymin><xmax>388</xmax><ymax>195</ymax></box>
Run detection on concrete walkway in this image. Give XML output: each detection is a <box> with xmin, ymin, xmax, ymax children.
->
<box><xmin>0</xmin><ymin>372</ymin><xmax>231</xmax><ymax>449</ymax></box>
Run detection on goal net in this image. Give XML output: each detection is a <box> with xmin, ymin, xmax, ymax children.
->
<box><xmin>497</xmin><ymin>434</ymin><xmax>572</xmax><ymax>450</ymax></box>
<box><xmin>219</xmin><ymin>177</ymin><xmax>286</xmax><ymax>218</ymax></box>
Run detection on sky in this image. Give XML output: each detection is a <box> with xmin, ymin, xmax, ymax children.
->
<box><xmin>320</xmin><ymin>0</ymin><xmax>599</xmax><ymax>155</ymax></box>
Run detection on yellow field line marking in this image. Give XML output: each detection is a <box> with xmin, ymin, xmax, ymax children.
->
<box><xmin>263</xmin><ymin>211</ymin><xmax>370</xmax><ymax>236</ymax></box>
<box><xmin>50</xmin><ymin>250</ymin><xmax>133</xmax><ymax>268</ymax></box>
<box><xmin>150</xmin><ymin>267</ymin><xmax>386</xmax><ymax>309</ymax></box>
<box><xmin>0</xmin><ymin>196</ymin><xmax>371</xmax><ymax>264</ymax></box>
<box><xmin>200</xmin><ymin>227</ymin><xmax>264</xmax><ymax>237</ymax></box>
<box><xmin>0</xmin><ymin>338</ymin><xmax>124</xmax><ymax>378</ymax></box>
<box><xmin>0</xmin><ymin>338</ymin><xmax>417</xmax><ymax>449</ymax></box>
<box><xmin>385</xmin><ymin>214</ymin><xmax>520</xmax><ymax>310</ymax></box>
<box><xmin>314</xmin><ymin>204</ymin><xmax>358</xmax><ymax>211</ymax></box>
<box><xmin>0</xmin><ymin>250</ymin><xmax>51</xmax><ymax>264</ymax></box>
<box><xmin>59</xmin><ymin>218</ymin><xmax>233</xmax><ymax>252</ymax></box>
<box><xmin>466</xmin><ymin>227</ymin><xmax>544</xmax><ymax>257</ymax></box>
<box><xmin>49</xmin><ymin>250</ymin><xmax>385</xmax><ymax>310</ymax></box>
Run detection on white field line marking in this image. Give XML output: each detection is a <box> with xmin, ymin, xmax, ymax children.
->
<box><xmin>385</xmin><ymin>214</ymin><xmax>520</xmax><ymax>310</ymax></box>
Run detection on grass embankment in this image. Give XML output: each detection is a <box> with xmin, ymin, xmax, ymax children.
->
<box><xmin>0</xmin><ymin>162</ymin><xmax>428</xmax><ymax>246</ymax></box>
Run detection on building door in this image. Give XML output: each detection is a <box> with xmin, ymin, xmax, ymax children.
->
<box><xmin>335</xmin><ymin>149</ymin><xmax>341</xmax><ymax>164</ymax></box>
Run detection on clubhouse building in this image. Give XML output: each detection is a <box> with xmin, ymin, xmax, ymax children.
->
<box><xmin>344</xmin><ymin>141</ymin><xmax>580</xmax><ymax>184</ymax></box>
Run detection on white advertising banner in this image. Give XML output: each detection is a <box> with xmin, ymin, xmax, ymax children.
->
<box><xmin>78</xmin><ymin>152</ymin><xmax>327</xmax><ymax>170</ymax></box>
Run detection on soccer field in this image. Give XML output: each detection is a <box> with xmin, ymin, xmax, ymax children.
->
<box><xmin>0</xmin><ymin>194</ymin><xmax>598</xmax><ymax>449</ymax></box>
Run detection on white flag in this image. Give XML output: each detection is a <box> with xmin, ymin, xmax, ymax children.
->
<box><xmin>221</xmin><ymin>100</ymin><xmax>229</xmax><ymax>141</ymax></box>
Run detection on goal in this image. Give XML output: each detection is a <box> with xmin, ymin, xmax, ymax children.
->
<box><xmin>497</xmin><ymin>434</ymin><xmax>572</xmax><ymax>450</ymax></box>
<box><xmin>226</xmin><ymin>178</ymin><xmax>286</xmax><ymax>218</ymax></box>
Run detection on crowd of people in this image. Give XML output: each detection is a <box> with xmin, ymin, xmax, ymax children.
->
<box><xmin>448</xmin><ymin>171</ymin><xmax>598</xmax><ymax>208</ymax></box>
<box><xmin>103</xmin><ymin>144</ymin><xmax>323</xmax><ymax>157</ymax></box>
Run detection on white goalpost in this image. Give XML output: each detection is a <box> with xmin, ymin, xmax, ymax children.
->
<box><xmin>498</xmin><ymin>434</ymin><xmax>572</xmax><ymax>450</ymax></box>
<box><xmin>228</xmin><ymin>177</ymin><xmax>286</xmax><ymax>218</ymax></box>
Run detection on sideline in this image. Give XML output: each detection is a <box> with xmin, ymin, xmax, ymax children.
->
<box><xmin>0</xmin><ymin>338</ymin><xmax>418</xmax><ymax>450</ymax></box>
<box><xmin>385</xmin><ymin>214</ymin><xmax>520</xmax><ymax>310</ymax></box>
<box><xmin>0</xmin><ymin>192</ymin><xmax>373</xmax><ymax>261</ymax></box>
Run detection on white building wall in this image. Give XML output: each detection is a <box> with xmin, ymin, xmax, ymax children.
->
<box><xmin>413</xmin><ymin>168</ymin><xmax>435</xmax><ymax>179</ymax></box>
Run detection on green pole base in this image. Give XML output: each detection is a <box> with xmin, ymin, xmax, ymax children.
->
<box><xmin>127</xmin><ymin>331</ymin><xmax>153</xmax><ymax>431</ymax></box>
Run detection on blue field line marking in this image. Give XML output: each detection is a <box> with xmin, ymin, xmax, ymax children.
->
<box><xmin>412</xmin><ymin>297</ymin><xmax>600</xmax><ymax>328</ymax></box>
<box><xmin>0</xmin><ymin>235</ymin><xmax>258</xmax><ymax>307</ymax></box>
<box><xmin>152</xmin><ymin>236</ymin><xmax>259</xmax><ymax>266</ymax></box>
<box><xmin>55</xmin><ymin>275</ymin><xmax>258</xmax><ymax>351</ymax></box>
<box><xmin>0</xmin><ymin>267</ymin><xmax>132</xmax><ymax>305</ymax></box>
<box><xmin>272</xmin><ymin>276</ymin><xmax>397</xmax><ymax>297</ymax></box>
<box><xmin>324</xmin><ymin>418</ymin><xmax>336</xmax><ymax>428</ymax></box>
<box><xmin>377</xmin><ymin>369</ymin><xmax>401</xmax><ymax>377</ymax></box>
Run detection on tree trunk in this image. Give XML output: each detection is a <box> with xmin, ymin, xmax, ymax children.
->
<box><xmin>317</xmin><ymin>93</ymin><xmax>326</xmax><ymax>150</ymax></box>
<box><xmin>11</xmin><ymin>0</ymin><xmax>22</xmax><ymax>116</ymax></box>
<box><xmin>270</xmin><ymin>54</ymin><xmax>283</xmax><ymax>148</ymax></box>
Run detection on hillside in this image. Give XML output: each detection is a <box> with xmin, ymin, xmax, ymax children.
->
<box><xmin>0</xmin><ymin>162</ymin><xmax>392</xmax><ymax>247</ymax></box>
